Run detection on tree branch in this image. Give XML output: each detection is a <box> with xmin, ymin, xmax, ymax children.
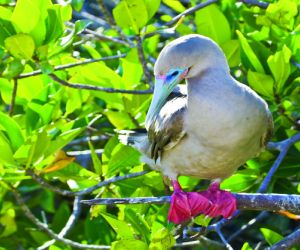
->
<box><xmin>260</xmin><ymin>132</ymin><xmax>300</xmax><ymax>193</ymax></box>
<box><xmin>227</xmin><ymin>211</ymin><xmax>269</xmax><ymax>242</ymax></box>
<box><xmin>37</xmin><ymin>196</ymin><xmax>83</xmax><ymax>250</ymax></box>
<box><xmin>26</xmin><ymin>169</ymin><xmax>149</xmax><ymax>197</ymax></box>
<box><xmin>18</xmin><ymin>54</ymin><xmax>126</xmax><ymax>79</ymax></box>
<box><xmin>270</xmin><ymin>227</ymin><xmax>300</xmax><ymax>250</ymax></box>
<box><xmin>12</xmin><ymin>189</ymin><xmax>109</xmax><ymax>249</ymax></box>
<box><xmin>238</xmin><ymin>0</ymin><xmax>269</xmax><ymax>9</ymax></box>
<box><xmin>48</xmin><ymin>73</ymin><xmax>153</xmax><ymax>94</ymax></box>
<box><xmin>165</xmin><ymin>0</ymin><xmax>219</xmax><ymax>26</ymax></box>
<box><xmin>81</xmin><ymin>193</ymin><xmax>300</xmax><ymax>215</ymax></box>
<box><xmin>136</xmin><ymin>36</ymin><xmax>153</xmax><ymax>88</ymax></box>
<box><xmin>9</xmin><ymin>78</ymin><xmax>18</xmax><ymax>116</ymax></box>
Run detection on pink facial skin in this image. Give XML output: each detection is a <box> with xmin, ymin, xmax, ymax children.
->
<box><xmin>168</xmin><ymin>180</ymin><xmax>237</xmax><ymax>224</ymax></box>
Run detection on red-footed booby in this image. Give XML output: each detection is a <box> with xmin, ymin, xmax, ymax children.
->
<box><xmin>120</xmin><ymin>34</ymin><xmax>273</xmax><ymax>224</ymax></box>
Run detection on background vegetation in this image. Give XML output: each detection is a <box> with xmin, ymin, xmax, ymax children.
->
<box><xmin>0</xmin><ymin>0</ymin><xmax>300</xmax><ymax>249</ymax></box>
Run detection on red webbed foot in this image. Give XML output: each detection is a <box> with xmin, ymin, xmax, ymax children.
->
<box><xmin>167</xmin><ymin>180</ymin><xmax>237</xmax><ymax>224</ymax></box>
<box><xmin>200</xmin><ymin>181</ymin><xmax>237</xmax><ymax>218</ymax></box>
<box><xmin>168</xmin><ymin>180</ymin><xmax>211</xmax><ymax>224</ymax></box>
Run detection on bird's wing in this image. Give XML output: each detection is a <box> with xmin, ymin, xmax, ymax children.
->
<box><xmin>148</xmin><ymin>91</ymin><xmax>187</xmax><ymax>162</ymax></box>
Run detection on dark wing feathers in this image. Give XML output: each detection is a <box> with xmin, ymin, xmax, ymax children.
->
<box><xmin>148</xmin><ymin>94</ymin><xmax>187</xmax><ymax>162</ymax></box>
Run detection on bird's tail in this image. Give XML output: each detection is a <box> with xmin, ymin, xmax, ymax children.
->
<box><xmin>117</xmin><ymin>129</ymin><xmax>148</xmax><ymax>152</ymax></box>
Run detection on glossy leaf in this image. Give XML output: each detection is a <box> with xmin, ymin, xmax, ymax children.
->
<box><xmin>5</xmin><ymin>34</ymin><xmax>35</xmax><ymax>60</ymax></box>
<box><xmin>267</xmin><ymin>45</ymin><xmax>291</xmax><ymax>93</ymax></box>
<box><xmin>113</xmin><ymin>0</ymin><xmax>149</xmax><ymax>34</ymax></box>
<box><xmin>195</xmin><ymin>4</ymin><xmax>231</xmax><ymax>45</ymax></box>
<box><xmin>260</xmin><ymin>228</ymin><xmax>283</xmax><ymax>246</ymax></box>
<box><xmin>247</xmin><ymin>70</ymin><xmax>274</xmax><ymax>98</ymax></box>
<box><xmin>236</xmin><ymin>30</ymin><xmax>265</xmax><ymax>73</ymax></box>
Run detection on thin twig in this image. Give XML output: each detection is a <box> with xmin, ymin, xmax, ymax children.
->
<box><xmin>270</xmin><ymin>227</ymin><xmax>300</xmax><ymax>250</ymax></box>
<box><xmin>26</xmin><ymin>169</ymin><xmax>149</xmax><ymax>197</ymax></box>
<box><xmin>48</xmin><ymin>73</ymin><xmax>153</xmax><ymax>94</ymax></box>
<box><xmin>238</xmin><ymin>0</ymin><xmax>269</xmax><ymax>9</ymax></box>
<box><xmin>227</xmin><ymin>211</ymin><xmax>269</xmax><ymax>242</ymax></box>
<box><xmin>259</xmin><ymin>132</ymin><xmax>300</xmax><ymax>193</ymax></box>
<box><xmin>12</xmin><ymin>189</ymin><xmax>109</xmax><ymax>249</ymax></box>
<box><xmin>215</xmin><ymin>226</ymin><xmax>233</xmax><ymax>250</ymax></box>
<box><xmin>83</xmin><ymin>28</ymin><xmax>129</xmax><ymax>46</ymax></box>
<box><xmin>174</xmin><ymin>236</ymin><xmax>226</xmax><ymax>249</ymax></box>
<box><xmin>18</xmin><ymin>54</ymin><xmax>126</xmax><ymax>79</ymax></box>
<box><xmin>136</xmin><ymin>36</ymin><xmax>153</xmax><ymax>88</ymax></box>
<box><xmin>165</xmin><ymin>0</ymin><xmax>219</xmax><ymax>26</ymax></box>
<box><xmin>37</xmin><ymin>196</ymin><xmax>83</xmax><ymax>250</ymax></box>
<box><xmin>96</xmin><ymin>0</ymin><xmax>134</xmax><ymax>47</ymax></box>
<box><xmin>81</xmin><ymin>193</ymin><xmax>300</xmax><ymax>214</ymax></box>
<box><xmin>9</xmin><ymin>78</ymin><xmax>18</xmax><ymax>116</ymax></box>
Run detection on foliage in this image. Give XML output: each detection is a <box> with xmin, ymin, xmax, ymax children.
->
<box><xmin>0</xmin><ymin>0</ymin><xmax>299</xmax><ymax>249</ymax></box>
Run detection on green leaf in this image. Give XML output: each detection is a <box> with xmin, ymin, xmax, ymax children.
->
<box><xmin>265</xmin><ymin>0</ymin><xmax>297</xmax><ymax>30</ymax></box>
<box><xmin>0</xmin><ymin>7</ymin><xmax>15</xmax><ymax>46</ymax></box>
<box><xmin>221</xmin><ymin>39</ymin><xmax>240</xmax><ymax>67</ymax></box>
<box><xmin>149</xmin><ymin>228</ymin><xmax>175</xmax><ymax>250</ymax></box>
<box><xmin>11</xmin><ymin>0</ymin><xmax>40</xmax><ymax>34</ymax></box>
<box><xmin>247</xmin><ymin>70</ymin><xmax>274</xmax><ymax>98</ymax></box>
<box><xmin>144</xmin><ymin>0</ymin><xmax>161</xmax><ymax>21</ymax></box>
<box><xmin>101</xmin><ymin>212</ymin><xmax>134</xmax><ymax>239</ymax></box>
<box><xmin>162</xmin><ymin>0</ymin><xmax>185</xmax><ymax>13</ymax></box>
<box><xmin>45</xmin><ymin>7</ymin><xmax>64</xmax><ymax>44</ymax></box>
<box><xmin>46</xmin><ymin>127</ymin><xmax>85</xmax><ymax>157</ymax></box>
<box><xmin>236</xmin><ymin>30</ymin><xmax>265</xmax><ymax>73</ymax></box>
<box><xmin>125</xmin><ymin>208</ymin><xmax>150</xmax><ymax>242</ymax></box>
<box><xmin>5</xmin><ymin>34</ymin><xmax>35</xmax><ymax>60</ymax></box>
<box><xmin>267</xmin><ymin>45</ymin><xmax>291</xmax><ymax>93</ymax></box>
<box><xmin>193</xmin><ymin>214</ymin><xmax>212</xmax><ymax>227</ymax></box>
<box><xmin>75</xmin><ymin>20</ymin><xmax>92</xmax><ymax>34</ymax></box>
<box><xmin>0</xmin><ymin>131</ymin><xmax>15</xmax><ymax>165</ymax></box>
<box><xmin>221</xmin><ymin>169</ymin><xmax>259</xmax><ymax>192</ymax></box>
<box><xmin>113</xmin><ymin>0</ymin><xmax>149</xmax><ymax>34</ymax></box>
<box><xmin>107</xmin><ymin>144</ymin><xmax>141</xmax><ymax>176</ymax></box>
<box><xmin>260</xmin><ymin>228</ymin><xmax>283</xmax><ymax>245</ymax></box>
<box><xmin>71</xmin><ymin>0</ymin><xmax>85</xmax><ymax>12</ymax></box>
<box><xmin>112</xmin><ymin>239</ymin><xmax>148</xmax><ymax>250</ymax></box>
<box><xmin>241</xmin><ymin>242</ymin><xmax>253</xmax><ymax>250</ymax></box>
<box><xmin>105</xmin><ymin>110</ymin><xmax>137</xmax><ymax>129</ymax></box>
<box><xmin>88</xmin><ymin>141</ymin><xmax>102</xmax><ymax>175</ymax></box>
<box><xmin>195</xmin><ymin>4</ymin><xmax>231</xmax><ymax>45</ymax></box>
<box><xmin>2</xmin><ymin>59</ymin><xmax>24</xmax><ymax>79</ymax></box>
<box><xmin>0</xmin><ymin>112</ymin><xmax>24</xmax><ymax>152</ymax></box>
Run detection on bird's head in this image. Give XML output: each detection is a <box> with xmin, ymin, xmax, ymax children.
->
<box><xmin>145</xmin><ymin>34</ymin><xmax>228</xmax><ymax>129</ymax></box>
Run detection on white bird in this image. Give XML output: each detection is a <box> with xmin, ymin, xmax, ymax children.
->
<box><xmin>119</xmin><ymin>34</ymin><xmax>273</xmax><ymax>224</ymax></box>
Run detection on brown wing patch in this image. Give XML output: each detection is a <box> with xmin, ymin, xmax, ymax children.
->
<box><xmin>148</xmin><ymin>96</ymin><xmax>187</xmax><ymax>162</ymax></box>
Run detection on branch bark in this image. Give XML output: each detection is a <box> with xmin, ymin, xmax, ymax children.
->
<box><xmin>26</xmin><ymin>169</ymin><xmax>149</xmax><ymax>197</ymax></box>
<box><xmin>18</xmin><ymin>54</ymin><xmax>126</xmax><ymax>79</ymax></box>
<box><xmin>12</xmin><ymin>189</ymin><xmax>109</xmax><ymax>249</ymax></box>
<box><xmin>81</xmin><ymin>193</ymin><xmax>300</xmax><ymax>215</ymax></box>
<box><xmin>48</xmin><ymin>73</ymin><xmax>153</xmax><ymax>94</ymax></box>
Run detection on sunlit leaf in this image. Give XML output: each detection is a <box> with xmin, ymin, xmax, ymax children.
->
<box><xmin>195</xmin><ymin>4</ymin><xmax>231</xmax><ymax>45</ymax></box>
<box><xmin>260</xmin><ymin>228</ymin><xmax>283</xmax><ymax>245</ymax></box>
<box><xmin>5</xmin><ymin>34</ymin><xmax>35</xmax><ymax>60</ymax></box>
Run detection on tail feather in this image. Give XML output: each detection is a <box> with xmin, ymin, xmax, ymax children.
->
<box><xmin>118</xmin><ymin>130</ymin><xmax>148</xmax><ymax>153</ymax></box>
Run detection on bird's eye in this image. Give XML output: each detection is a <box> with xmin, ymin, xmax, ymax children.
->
<box><xmin>170</xmin><ymin>71</ymin><xmax>179</xmax><ymax>77</ymax></box>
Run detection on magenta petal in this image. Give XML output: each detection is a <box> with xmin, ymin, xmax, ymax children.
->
<box><xmin>200</xmin><ymin>182</ymin><xmax>237</xmax><ymax>218</ymax></box>
<box><xmin>168</xmin><ymin>190</ymin><xmax>192</xmax><ymax>224</ymax></box>
<box><xmin>187</xmin><ymin>192</ymin><xmax>211</xmax><ymax>217</ymax></box>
